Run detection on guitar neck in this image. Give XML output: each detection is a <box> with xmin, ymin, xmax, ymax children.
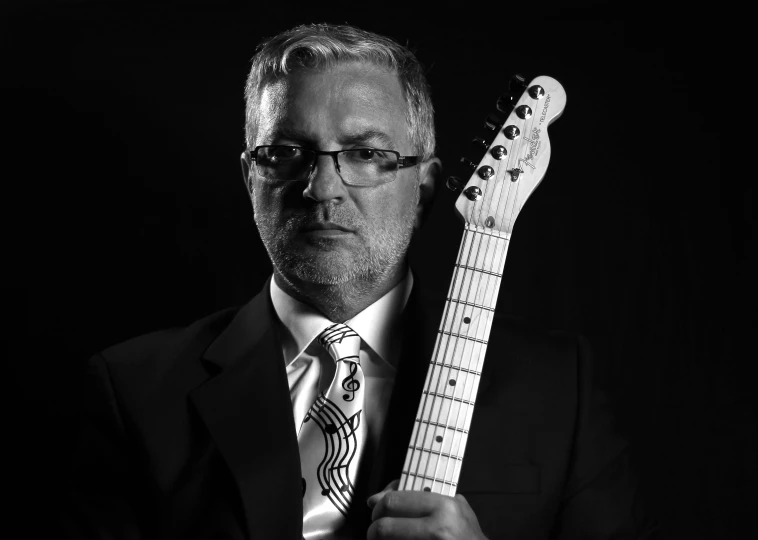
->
<box><xmin>400</xmin><ymin>226</ymin><xmax>510</xmax><ymax>495</ymax></box>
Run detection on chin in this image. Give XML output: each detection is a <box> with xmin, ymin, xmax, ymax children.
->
<box><xmin>278</xmin><ymin>253</ymin><xmax>367</xmax><ymax>286</ymax></box>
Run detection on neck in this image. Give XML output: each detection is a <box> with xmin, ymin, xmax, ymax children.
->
<box><xmin>273</xmin><ymin>261</ymin><xmax>408</xmax><ymax>322</ymax></box>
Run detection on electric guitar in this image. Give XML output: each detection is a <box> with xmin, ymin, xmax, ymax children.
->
<box><xmin>400</xmin><ymin>75</ymin><xmax>567</xmax><ymax>494</ymax></box>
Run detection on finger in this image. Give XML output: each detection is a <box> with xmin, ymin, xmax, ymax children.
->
<box><xmin>367</xmin><ymin>516</ymin><xmax>429</xmax><ymax>540</ymax></box>
<box><xmin>367</xmin><ymin>479</ymin><xmax>400</xmax><ymax>509</ymax></box>
<box><xmin>371</xmin><ymin>489</ymin><xmax>444</xmax><ymax>521</ymax></box>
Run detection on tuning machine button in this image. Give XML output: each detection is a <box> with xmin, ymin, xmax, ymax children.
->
<box><xmin>496</xmin><ymin>93</ymin><xmax>513</xmax><ymax>113</ymax></box>
<box><xmin>446</xmin><ymin>176</ymin><xmax>465</xmax><ymax>193</ymax></box>
<box><xmin>459</xmin><ymin>157</ymin><xmax>477</xmax><ymax>171</ymax></box>
<box><xmin>478</xmin><ymin>165</ymin><xmax>494</xmax><ymax>180</ymax></box>
<box><xmin>491</xmin><ymin>145</ymin><xmax>507</xmax><ymax>160</ymax></box>
<box><xmin>515</xmin><ymin>105</ymin><xmax>532</xmax><ymax>119</ymax></box>
<box><xmin>528</xmin><ymin>85</ymin><xmax>545</xmax><ymax>99</ymax></box>
<box><xmin>483</xmin><ymin>114</ymin><xmax>502</xmax><ymax>131</ymax></box>
<box><xmin>471</xmin><ymin>137</ymin><xmax>489</xmax><ymax>150</ymax></box>
<box><xmin>504</xmin><ymin>125</ymin><xmax>520</xmax><ymax>140</ymax></box>
<box><xmin>464</xmin><ymin>186</ymin><xmax>483</xmax><ymax>201</ymax></box>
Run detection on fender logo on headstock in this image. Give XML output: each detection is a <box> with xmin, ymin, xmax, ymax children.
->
<box><xmin>519</xmin><ymin>127</ymin><xmax>542</xmax><ymax>170</ymax></box>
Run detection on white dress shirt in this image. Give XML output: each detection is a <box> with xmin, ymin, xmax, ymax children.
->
<box><xmin>270</xmin><ymin>272</ymin><xmax>414</xmax><ymax>456</ymax></box>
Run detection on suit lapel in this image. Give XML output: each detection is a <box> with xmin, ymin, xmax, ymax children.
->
<box><xmin>190</xmin><ymin>284</ymin><xmax>302</xmax><ymax>539</ymax></box>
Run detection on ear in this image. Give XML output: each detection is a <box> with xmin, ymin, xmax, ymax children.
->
<box><xmin>414</xmin><ymin>156</ymin><xmax>441</xmax><ymax>230</ymax></box>
<box><xmin>240</xmin><ymin>151</ymin><xmax>253</xmax><ymax>194</ymax></box>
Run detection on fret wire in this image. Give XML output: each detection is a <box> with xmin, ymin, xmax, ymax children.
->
<box><xmin>444</xmin><ymin>298</ymin><xmax>496</xmax><ymax>312</ymax></box>
<box><xmin>405</xmin><ymin>216</ymin><xmax>508</xmax><ymax>492</ymax></box>
<box><xmin>438</xmin><ymin>226</ymin><xmax>498</xmax><ymax>491</ymax></box>
<box><xmin>453</xmin><ymin>264</ymin><xmax>503</xmax><ymax>278</ymax></box>
<box><xmin>422</xmin><ymin>390</ymin><xmax>474</xmax><ymax>406</ymax></box>
<box><xmin>437</xmin><ymin>330</ymin><xmax>488</xmax><ymax>345</ymax></box>
<box><xmin>401</xmin><ymin>471</ymin><xmax>458</xmax><ymax>487</ymax></box>
<box><xmin>407</xmin><ymin>445</ymin><xmax>463</xmax><ymax>461</ymax></box>
<box><xmin>415</xmin><ymin>418</ymin><xmax>469</xmax><ymax>434</ymax></box>
<box><xmin>466</xmin><ymin>227</ymin><xmax>508</xmax><ymax>240</ymax></box>
<box><xmin>429</xmin><ymin>361</ymin><xmax>481</xmax><ymax>376</ymax></box>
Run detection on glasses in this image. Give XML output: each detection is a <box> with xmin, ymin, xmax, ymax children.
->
<box><xmin>243</xmin><ymin>145</ymin><xmax>420</xmax><ymax>187</ymax></box>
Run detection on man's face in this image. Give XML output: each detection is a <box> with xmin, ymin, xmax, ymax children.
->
<box><xmin>250</xmin><ymin>61</ymin><xmax>431</xmax><ymax>287</ymax></box>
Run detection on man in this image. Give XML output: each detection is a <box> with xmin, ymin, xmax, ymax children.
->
<box><xmin>61</xmin><ymin>23</ymin><xmax>656</xmax><ymax>539</ymax></box>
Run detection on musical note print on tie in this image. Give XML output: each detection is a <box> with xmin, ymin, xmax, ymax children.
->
<box><xmin>303</xmin><ymin>394</ymin><xmax>362</xmax><ymax>516</ymax></box>
<box><xmin>318</xmin><ymin>323</ymin><xmax>360</xmax><ymax>348</ymax></box>
<box><xmin>341</xmin><ymin>361</ymin><xmax>361</xmax><ymax>401</ymax></box>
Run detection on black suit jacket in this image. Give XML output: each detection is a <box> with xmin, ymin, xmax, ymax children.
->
<box><xmin>59</xmin><ymin>281</ymin><xmax>657</xmax><ymax>539</ymax></box>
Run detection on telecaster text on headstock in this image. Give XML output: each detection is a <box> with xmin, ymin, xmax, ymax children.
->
<box><xmin>538</xmin><ymin>93</ymin><xmax>552</xmax><ymax>125</ymax></box>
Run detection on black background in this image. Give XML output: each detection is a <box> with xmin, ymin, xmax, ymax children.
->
<box><xmin>3</xmin><ymin>1</ymin><xmax>749</xmax><ymax>538</ymax></box>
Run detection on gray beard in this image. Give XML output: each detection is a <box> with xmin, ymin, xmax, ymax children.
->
<box><xmin>253</xmin><ymin>186</ymin><xmax>419</xmax><ymax>291</ymax></box>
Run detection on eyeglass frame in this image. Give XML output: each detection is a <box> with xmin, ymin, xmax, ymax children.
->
<box><xmin>240</xmin><ymin>145</ymin><xmax>421</xmax><ymax>187</ymax></box>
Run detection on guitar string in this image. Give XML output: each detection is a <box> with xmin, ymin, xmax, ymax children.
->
<box><xmin>408</xmin><ymin>219</ymin><xmax>480</xmax><ymax>490</ymax></box>
<box><xmin>422</xmin><ymin>105</ymin><xmax>519</xmax><ymax>494</ymax></box>
<box><xmin>422</xmin><ymin>226</ymin><xmax>486</xmax><ymax>492</ymax></box>
<box><xmin>407</xmin><ymin>83</ymin><xmax>546</xmax><ymax>492</ymax></box>
<box><xmin>427</xmin><ymin>109</ymin><xmax>519</xmax><ymax>494</ymax></box>
<box><xmin>432</xmin><ymin>160</ymin><xmax>511</xmax><ymax>493</ymax></box>
<box><xmin>435</xmin><ymin>86</ymin><xmax>541</xmax><ymax>494</ymax></box>
<box><xmin>401</xmin><ymin>221</ymin><xmax>470</xmax><ymax>490</ymax></box>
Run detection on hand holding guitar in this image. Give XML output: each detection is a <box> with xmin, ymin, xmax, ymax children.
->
<box><xmin>367</xmin><ymin>75</ymin><xmax>566</xmax><ymax>540</ymax></box>
<box><xmin>367</xmin><ymin>480</ymin><xmax>488</xmax><ymax>540</ymax></box>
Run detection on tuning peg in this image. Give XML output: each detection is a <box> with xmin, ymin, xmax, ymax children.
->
<box><xmin>446</xmin><ymin>176</ymin><xmax>465</xmax><ymax>193</ymax></box>
<box><xmin>471</xmin><ymin>137</ymin><xmax>489</xmax><ymax>150</ymax></box>
<box><xmin>459</xmin><ymin>157</ymin><xmax>477</xmax><ymax>170</ymax></box>
<box><xmin>496</xmin><ymin>93</ymin><xmax>514</xmax><ymax>113</ymax></box>
<box><xmin>509</xmin><ymin>74</ymin><xmax>527</xmax><ymax>93</ymax></box>
<box><xmin>483</xmin><ymin>114</ymin><xmax>502</xmax><ymax>131</ymax></box>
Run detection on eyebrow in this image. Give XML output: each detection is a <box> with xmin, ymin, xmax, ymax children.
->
<box><xmin>269</xmin><ymin>126</ymin><xmax>397</xmax><ymax>150</ymax></box>
<box><xmin>339</xmin><ymin>129</ymin><xmax>396</xmax><ymax>150</ymax></box>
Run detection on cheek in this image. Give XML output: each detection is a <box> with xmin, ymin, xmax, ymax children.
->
<box><xmin>252</xmin><ymin>182</ymin><xmax>289</xmax><ymax>215</ymax></box>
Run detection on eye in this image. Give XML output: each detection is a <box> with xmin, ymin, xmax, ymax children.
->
<box><xmin>356</xmin><ymin>148</ymin><xmax>376</xmax><ymax>160</ymax></box>
<box><xmin>271</xmin><ymin>146</ymin><xmax>301</xmax><ymax>160</ymax></box>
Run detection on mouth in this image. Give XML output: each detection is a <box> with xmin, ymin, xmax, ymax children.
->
<box><xmin>299</xmin><ymin>222</ymin><xmax>354</xmax><ymax>236</ymax></box>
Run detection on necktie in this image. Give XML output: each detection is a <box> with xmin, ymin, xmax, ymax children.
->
<box><xmin>299</xmin><ymin>323</ymin><xmax>366</xmax><ymax>539</ymax></box>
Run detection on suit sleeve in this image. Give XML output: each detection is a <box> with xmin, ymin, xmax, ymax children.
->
<box><xmin>550</xmin><ymin>336</ymin><xmax>660</xmax><ymax>540</ymax></box>
<box><xmin>57</xmin><ymin>353</ymin><xmax>152</xmax><ymax>539</ymax></box>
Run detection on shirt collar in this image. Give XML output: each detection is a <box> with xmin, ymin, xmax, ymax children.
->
<box><xmin>270</xmin><ymin>271</ymin><xmax>414</xmax><ymax>367</ymax></box>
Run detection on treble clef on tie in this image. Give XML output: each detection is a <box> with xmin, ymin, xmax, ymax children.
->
<box><xmin>341</xmin><ymin>362</ymin><xmax>360</xmax><ymax>402</ymax></box>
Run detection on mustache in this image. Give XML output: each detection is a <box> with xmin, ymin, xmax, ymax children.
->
<box><xmin>285</xmin><ymin>204</ymin><xmax>359</xmax><ymax>231</ymax></box>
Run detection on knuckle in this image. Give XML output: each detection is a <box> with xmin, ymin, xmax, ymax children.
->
<box><xmin>382</xmin><ymin>491</ymin><xmax>398</xmax><ymax>514</ymax></box>
<box><xmin>370</xmin><ymin>518</ymin><xmax>392</xmax><ymax>539</ymax></box>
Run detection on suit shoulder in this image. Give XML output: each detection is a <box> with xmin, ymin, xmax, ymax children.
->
<box><xmin>493</xmin><ymin>313</ymin><xmax>579</xmax><ymax>352</ymax></box>
<box><xmin>97</xmin><ymin>306</ymin><xmax>240</xmax><ymax>370</ymax></box>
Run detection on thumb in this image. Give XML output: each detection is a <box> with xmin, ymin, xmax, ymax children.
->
<box><xmin>367</xmin><ymin>479</ymin><xmax>400</xmax><ymax>509</ymax></box>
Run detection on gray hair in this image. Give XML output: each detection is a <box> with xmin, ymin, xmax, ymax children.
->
<box><xmin>244</xmin><ymin>23</ymin><xmax>436</xmax><ymax>160</ymax></box>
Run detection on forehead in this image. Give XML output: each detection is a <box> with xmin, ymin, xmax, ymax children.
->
<box><xmin>256</xmin><ymin>61</ymin><xmax>409</xmax><ymax>149</ymax></box>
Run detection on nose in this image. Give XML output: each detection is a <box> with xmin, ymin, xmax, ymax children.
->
<box><xmin>302</xmin><ymin>153</ymin><xmax>347</xmax><ymax>202</ymax></box>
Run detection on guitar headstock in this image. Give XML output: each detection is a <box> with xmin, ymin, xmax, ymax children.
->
<box><xmin>450</xmin><ymin>75</ymin><xmax>566</xmax><ymax>236</ymax></box>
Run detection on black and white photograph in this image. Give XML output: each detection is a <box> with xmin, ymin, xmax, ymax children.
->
<box><xmin>3</xmin><ymin>1</ymin><xmax>745</xmax><ymax>539</ymax></box>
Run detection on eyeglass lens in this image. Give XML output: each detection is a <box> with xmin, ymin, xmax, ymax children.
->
<box><xmin>254</xmin><ymin>147</ymin><xmax>399</xmax><ymax>186</ymax></box>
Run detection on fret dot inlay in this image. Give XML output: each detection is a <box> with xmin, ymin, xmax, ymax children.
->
<box><xmin>463</xmin><ymin>316</ymin><xmax>471</xmax><ymax>324</ymax></box>
<box><xmin>449</xmin><ymin>379</ymin><xmax>456</xmax><ymax>386</ymax></box>
<box><xmin>423</xmin><ymin>487</ymin><xmax>431</xmax><ymax>492</ymax></box>
<box><xmin>435</xmin><ymin>435</ymin><xmax>443</xmax><ymax>443</ymax></box>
